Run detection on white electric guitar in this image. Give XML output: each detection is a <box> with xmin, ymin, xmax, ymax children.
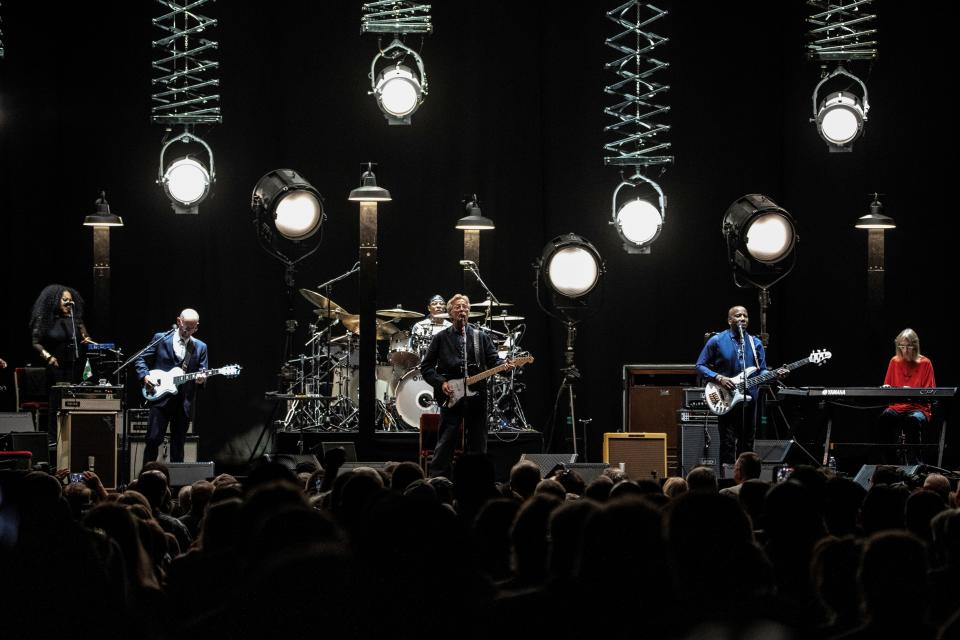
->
<box><xmin>704</xmin><ymin>349</ymin><xmax>831</xmax><ymax>416</ymax></box>
<box><xmin>444</xmin><ymin>355</ymin><xmax>534</xmax><ymax>408</ymax></box>
<box><xmin>142</xmin><ymin>364</ymin><xmax>242</xmax><ymax>402</ymax></box>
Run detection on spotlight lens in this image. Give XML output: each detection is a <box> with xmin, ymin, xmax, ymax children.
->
<box><xmin>820</xmin><ymin>107</ymin><xmax>860</xmax><ymax>144</ymax></box>
<box><xmin>746</xmin><ymin>213</ymin><xmax>794</xmax><ymax>263</ymax></box>
<box><xmin>616</xmin><ymin>199</ymin><xmax>662</xmax><ymax>245</ymax></box>
<box><xmin>275</xmin><ymin>191</ymin><xmax>323</xmax><ymax>240</ymax></box>
<box><xmin>165</xmin><ymin>158</ymin><xmax>210</xmax><ymax>205</ymax></box>
<box><xmin>378</xmin><ymin>68</ymin><xmax>420</xmax><ymax>117</ymax></box>
<box><xmin>547</xmin><ymin>246</ymin><xmax>600</xmax><ymax>297</ymax></box>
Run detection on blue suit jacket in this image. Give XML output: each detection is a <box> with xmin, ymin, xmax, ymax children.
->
<box><xmin>134</xmin><ymin>332</ymin><xmax>209</xmax><ymax>410</ymax></box>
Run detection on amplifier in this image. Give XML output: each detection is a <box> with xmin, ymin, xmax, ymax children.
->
<box><xmin>61</xmin><ymin>398</ymin><xmax>122</xmax><ymax>412</ymax></box>
<box><xmin>128</xmin><ymin>409</ymin><xmax>150</xmax><ymax>433</ymax></box>
<box><xmin>57</xmin><ymin>411</ymin><xmax>120</xmax><ymax>489</ymax></box>
<box><xmin>128</xmin><ymin>435</ymin><xmax>199</xmax><ymax>479</ymax></box>
<box><xmin>677</xmin><ymin>408</ymin><xmax>718</xmax><ymax>425</ymax></box>
<box><xmin>603</xmin><ymin>432</ymin><xmax>668</xmax><ymax>482</ymax></box>
<box><xmin>683</xmin><ymin>387</ymin><xmax>708</xmax><ymax>410</ymax></box>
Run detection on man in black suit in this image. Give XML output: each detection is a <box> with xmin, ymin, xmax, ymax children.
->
<box><xmin>421</xmin><ymin>294</ymin><xmax>507</xmax><ymax>478</ymax></box>
<box><xmin>134</xmin><ymin>309</ymin><xmax>208</xmax><ymax>465</ymax></box>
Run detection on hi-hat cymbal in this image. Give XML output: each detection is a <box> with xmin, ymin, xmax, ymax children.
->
<box><xmin>434</xmin><ymin>311</ymin><xmax>485</xmax><ymax>319</ymax></box>
<box><xmin>337</xmin><ymin>313</ymin><xmax>399</xmax><ymax>339</ymax></box>
<box><xmin>490</xmin><ymin>314</ymin><xmax>525</xmax><ymax>322</ymax></box>
<box><xmin>376</xmin><ymin>306</ymin><xmax>425</xmax><ymax>319</ymax></box>
<box><xmin>300</xmin><ymin>289</ymin><xmax>348</xmax><ymax>317</ymax></box>
<box><xmin>470</xmin><ymin>300</ymin><xmax>513</xmax><ymax>308</ymax></box>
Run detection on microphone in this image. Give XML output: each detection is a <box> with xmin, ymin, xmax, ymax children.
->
<box><xmin>459</xmin><ymin>260</ymin><xmax>476</xmax><ymax>267</ymax></box>
<box><xmin>64</xmin><ymin>300</ymin><xmax>75</xmax><ymax>307</ymax></box>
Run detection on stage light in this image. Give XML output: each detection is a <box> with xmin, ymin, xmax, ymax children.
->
<box><xmin>157</xmin><ymin>131</ymin><xmax>215</xmax><ymax>214</ymax></box>
<box><xmin>540</xmin><ymin>234</ymin><xmax>604</xmax><ymax>299</ymax></box>
<box><xmin>369</xmin><ymin>39</ymin><xmax>427</xmax><ymax>125</ymax></box>
<box><xmin>723</xmin><ymin>194</ymin><xmax>797</xmax><ymax>288</ymax></box>
<box><xmin>162</xmin><ymin>157</ymin><xmax>211</xmax><ymax>209</ymax></box>
<box><xmin>610</xmin><ymin>172</ymin><xmax>666</xmax><ymax>253</ymax></box>
<box><xmin>456</xmin><ymin>196</ymin><xmax>494</xmax><ymax>231</ymax></box>
<box><xmin>253</xmin><ymin>169</ymin><xmax>325</xmax><ymax>241</ymax></box>
<box><xmin>810</xmin><ymin>66</ymin><xmax>869</xmax><ymax>152</ymax></box>
<box><xmin>856</xmin><ymin>193</ymin><xmax>895</xmax><ymax>306</ymax></box>
<box><xmin>855</xmin><ymin>193</ymin><xmax>895</xmax><ymax>229</ymax></box>
<box><xmin>83</xmin><ymin>191</ymin><xmax>124</xmax><ymax>228</ymax></box>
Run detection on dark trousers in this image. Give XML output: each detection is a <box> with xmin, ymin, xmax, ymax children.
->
<box><xmin>719</xmin><ymin>400</ymin><xmax>757</xmax><ymax>465</ymax></box>
<box><xmin>429</xmin><ymin>394</ymin><xmax>487</xmax><ymax>478</ymax></box>
<box><xmin>878</xmin><ymin>408</ymin><xmax>928</xmax><ymax>464</ymax></box>
<box><xmin>145</xmin><ymin>398</ymin><xmax>190</xmax><ymax>464</ymax></box>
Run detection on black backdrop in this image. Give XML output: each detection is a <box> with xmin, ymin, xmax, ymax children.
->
<box><xmin>1</xmin><ymin>1</ymin><xmax>955</xmax><ymax>466</ymax></box>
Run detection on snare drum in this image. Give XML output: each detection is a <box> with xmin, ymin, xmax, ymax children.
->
<box><xmin>393</xmin><ymin>367</ymin><xmax>439</xmax><ymax>430</ymax></box>
<box><xmin>388</xmin><ymin>330</ymin><xmax>420</xmax><ymax>370</ymax></box>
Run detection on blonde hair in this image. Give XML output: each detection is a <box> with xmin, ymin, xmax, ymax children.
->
<box><xmin>446</xmin><ymin>293</ymin><xmax>470</xmax><ymax>313</ymax></box>
<box><xmin>894</xmin><ymin>328</ymin><xmax>921</xmax><ymax>361</ymax></box>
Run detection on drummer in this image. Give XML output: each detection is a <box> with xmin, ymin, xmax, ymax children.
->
<box><xmin>411</xmin><ymin>294</ymin><xmax>452</xmax><ymax>350</ymax></box>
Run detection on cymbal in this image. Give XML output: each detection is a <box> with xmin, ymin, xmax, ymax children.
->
<box><xmin>490</xmin><ymin>314</ymin><xmax>525</xmax><ymax>322</ymax></box>
<box><xmin>300</xmin><ymin>289</ymin><xmax>348</xmax><ymax>316</ymax></box>
<box><xmin>337</xmin><ymin>313</ymin><xmax>399</xmax><ymax>339</ymax></box>
<box><xmin>470</xmin><ymin>300</ymin><xmax>513</xmax><ymax>308</ymax></box>
<box><xmin>434</xmin><ymin>311</ymin><xmax>485</xmax><ymax>319</ymax></box>
<box><xmin>376</xmin><ymin>306</ymin><xmax>425</xmax><ymax>319</ymax></box>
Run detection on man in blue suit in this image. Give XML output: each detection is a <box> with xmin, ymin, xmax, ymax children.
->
<box><xmin>134</xmin><ymin>308</ymin><xmax>208</xmax><ymax>464</ymax></box>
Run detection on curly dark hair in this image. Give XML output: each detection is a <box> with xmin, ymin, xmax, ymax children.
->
<box><xmin>29</xmin><ymin>284</ymin><xmax>86</xmax><ymax>335</ymax></box>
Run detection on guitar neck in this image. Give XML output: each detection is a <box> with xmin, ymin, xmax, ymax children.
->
<box><xmin>466</xmin><ymin>362</ymin><xmax>514</xmax><ymax>386</ymax></box>
<box><xmin>746</xmin><ymin>357</ymin><xmax>810</xmax><ymax>389</ymax></box>
<box><xmin>174</xmin><ymin>368</ymin><xmax>219</xmax><ymax>385</ymax></box>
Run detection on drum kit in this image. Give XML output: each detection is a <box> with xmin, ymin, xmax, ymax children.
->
<box><xmin>274</xmin><ymin>288</ymin><xmax>531</xmax><ymax>432</ymax></box>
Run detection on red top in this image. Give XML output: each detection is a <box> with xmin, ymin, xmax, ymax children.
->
<box><xmin>884</xmin><ymin>355</ymin><xmax>936</xmax><ymax>419</ymax></box>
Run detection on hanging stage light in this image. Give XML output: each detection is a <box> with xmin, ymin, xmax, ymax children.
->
<box><xmin>370</xmin><ymin>39</ymin><xmax>427</xmax><ymax>125</ymax></box>
<box><xmin>539</xmin><ymin>234</ymin><xmax>604</xmax><ymax>299</ymax></box>
<box><xmin>157</xmin><ymin>131</ymin><xmax>215</xmax><ymax>214</ymax></box>
<box><xmin>611</xmin><ymin>172</ymin><xmax>666</xmax><ymax>253</ymax></box>
<box><xmin>722</xmin><ymin>194</ymin><xmax>798</xmax><ymax>289</ymax></box>
<box><xmin>252</xmin><ymin>169</ymin><xmax>325</xmax><ymax>264</ymax></box>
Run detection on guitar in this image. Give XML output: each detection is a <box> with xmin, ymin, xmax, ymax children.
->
<box><xmin>142</xmin><ymin>364</ymin><xmax>242</xmax><ymax>402</ymax></box>
<box><xmin>704</xmin><ymin>349</ymin><xmax>831</xmax><ymax>416</ymax></box>
<box><xmin>444</xmin><ymin>355</ymin><xmax>534</xmax><ymax>408</ymax></box>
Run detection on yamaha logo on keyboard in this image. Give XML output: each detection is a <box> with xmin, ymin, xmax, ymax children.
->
<box><xmin>821</xmin><ymin>389</ymin><xmax>846</xmax><ymax>396</ymax></box>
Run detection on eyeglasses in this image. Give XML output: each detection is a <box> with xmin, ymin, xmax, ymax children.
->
<box><xmin>896</xmin><ymin>344</ymin><xmax>916</xmax><ymax>349</ymax></box>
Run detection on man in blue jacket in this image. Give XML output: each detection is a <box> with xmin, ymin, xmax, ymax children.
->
<box><xmin>135</xmin><ymin>308</ymin><xmax>208</xmax><ymax>465</ymax></box>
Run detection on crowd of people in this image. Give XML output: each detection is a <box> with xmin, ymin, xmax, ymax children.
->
<box><xmin>3</xmin><ymin>447</ymin><xmax>960</xmax><ymax>640</ymax></box>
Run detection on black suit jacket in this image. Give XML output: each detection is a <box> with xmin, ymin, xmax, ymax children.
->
<box><xmin>420</xmin><ymin>324</ymin><xmax>500</xmax><ymax>399</ymax></box>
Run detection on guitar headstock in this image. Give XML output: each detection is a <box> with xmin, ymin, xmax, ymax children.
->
<box><xmin>221</xmin><ymin>364</ymin><xmax>243</xmax><ymax>378</ymax></box>
<box><xmin>509</xmin><ymin>352</ymin><xmax>534</xmax><ymax>367</ymax></box>
<box><xmin>809</xmin><ymin>349</ymin><xmax>832</xmax><ymax>365</ymax></box>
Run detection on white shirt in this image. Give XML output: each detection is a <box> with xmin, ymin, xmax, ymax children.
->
<box><xmin>174</xmin><ymin>333</ymin><xmax>191</xmax><ymax>361</ymax></box>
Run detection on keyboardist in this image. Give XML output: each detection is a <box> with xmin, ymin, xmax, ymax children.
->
<box><xmin>879</xmin><ymin>328</ymin><xmax>936</xmax><ymax>464</ymax></box>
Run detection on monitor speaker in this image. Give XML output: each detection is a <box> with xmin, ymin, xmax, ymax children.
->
<box><xmin>0</xmin><ymin>412</ymin><xmax>36</xmax><ymax>434</ymax></box>
<box><xmin>755</xmin><ymin>439</ymin><xmax>795</xmax><ymax>464</ymax></box>
<box><xmin>168</xmin><ymin>462</ymin><xmax>215</xmax><ymax>487</ymax></box>
<box><xmin>519</xmin><ymin>452</ymin><xmax>578</xmax><ymax>474</ymax></box>
<box><xmin>129</xmin><ymin>435</ymin><xmax>199</xmax><ymax>480</ymax></box>
<box><xmin>603</xmin><ymin>432</ymin><xmax>668</xmax><ymax>482</ymax></box>
<box><xmin>0</xmin><ymin>432</ymin><xmax>48</xmax><ymax>467</ymax></box>
<box><xmin>852</xmin><ymin>464</ymin><xmax>921</xmax><ymax>490</ymax></box>
<box><xmin>567</xmin><ymin>462</ymin><xmax>620</xmax><ymax>485</ymax></box>
<box><xmin>57</xmin><ymin>411</ymin><xmax>119</xmax><ymax>489</ymax></box>
<box><xmin>321</xmin><ymin>441</ymin><xmax>358</xmax><ymax>462</ymax></box>
<box><xmin>265</xmin><ymin>453</ymin><xmax>322</xmax><ymax>472</ymax></box>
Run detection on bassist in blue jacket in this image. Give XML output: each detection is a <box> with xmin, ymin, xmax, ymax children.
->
<box><xmin>421</xmin><ymin>294</ymin><xmax>505</xmax><ymax>478</ymax></box>
<box><xmin>696</xmin><ymin>306</ymin><xmax>768</xmax><ymax>465</ymax></box>
<box><xmin>134</xmin><ymin>308</ymin><xmax>208</xmax><ymax>465</ymax></box>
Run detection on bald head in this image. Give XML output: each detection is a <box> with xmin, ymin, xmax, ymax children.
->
<box><xmin>180</xmin><ymin>308</ymin><xmax>199</xmax><ymax>322</ymax></box>
<box><xmin>727</xmin><ymin>306</ymin><xmax>749</xmax><ymax>331</ymax></box>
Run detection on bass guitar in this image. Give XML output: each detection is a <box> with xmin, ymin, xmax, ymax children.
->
<box><xmin>704</xmin><ymin>349</ymin><xmax>831</xmax><ymax>416</ymax></box>
<box><xmin>143</xmin><ymin>364</ymin><xmax>242</xmax><ymax>402</ymax></box>
<box><xmin>445</xmin><ymin>355</ymin><xmax>534</xmax><ymax>408</ymax></box>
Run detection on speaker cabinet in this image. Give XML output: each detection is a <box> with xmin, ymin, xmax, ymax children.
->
<box><xmin>519</xmin><ymin>452</ymin><xmax>578</xmax><ymax>473</ymax></box>
<box><xmin>168</xmin><ymin>462</ymin><xmax>215</xmax><ymax>487</ymax></box>
<box><xmin>567</xmin><ymin>462</ymin><xmax>620</xmax><ymax>485</ymax></box>
<box><xmin>0</xmin><ymin>432</ymin><xmax>49</xmax><ymax>467</ymax></box>
<box><xmin>755</xmin><ymin>439</ymin><xmax>794</xmax><ymax>463</ymax></box>
<box><xmin>623</xmin><ymin>365</ymin><xmax>700</xmax><ymax>475</ymax></box>
<box><xmin>57</xmin><ymin>411</ymin><xmax>119</xmax><ymax>489</ymax></box>
<box><xmin>0</xmin><ymin>412</ymin><xmax>36</xmax><ymax>433</ymax></box>
<box><xmin>678</xmin><ymin>422</ymin><xmax>721</xmax><ymax>476</ymax></box>
<box><xmin>603</xmin><ymin>432</ymin><xmax>668</xmax><ymax>482</ymax></box>
<box><xmin>128</xmin><ymin>435</ymin><xmax>199</xmax><ymax>480</ymax></box>
<box><xmin>852</xmin><ymin>464</ymin><xmax>921</xmax><ymax>490</ymax></box>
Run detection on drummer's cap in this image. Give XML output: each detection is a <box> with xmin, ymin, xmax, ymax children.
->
<box><xmin>429</xmin><ymin>294</ymin><xmax>445</xmax><ymax>304</ymax></box>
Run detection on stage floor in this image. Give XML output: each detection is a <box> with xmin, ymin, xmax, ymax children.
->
<box><xmin>274</xmin><ymin>429</ymin><xmax>543</xmax><ymax>481</ymax></box>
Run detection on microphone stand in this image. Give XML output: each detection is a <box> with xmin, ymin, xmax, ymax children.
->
<box><xmin>736</xmin><ymin>323</ymin><xmax>748</xmax><ymax>465</ymax></box>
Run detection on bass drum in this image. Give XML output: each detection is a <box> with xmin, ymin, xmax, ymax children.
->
<box><xmin>394</xmin><ymin>367</ymin><xmax>439</xmax><ymax>430</ymax></box>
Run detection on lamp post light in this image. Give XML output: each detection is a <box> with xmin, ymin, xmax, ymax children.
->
<box><xmin>855</xmin><ymin>193</ymin><xmax>895</xmax><ymax>306</ymax></box>
<box><xmin>456</xmin><ymin>195</ymin><xmax>494</xmax><ymax>299</ymax></box>
<box><xmin>83</xmin><ymin>191</ymin><xmax>123</xmax><ymax>333</ymax></box>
